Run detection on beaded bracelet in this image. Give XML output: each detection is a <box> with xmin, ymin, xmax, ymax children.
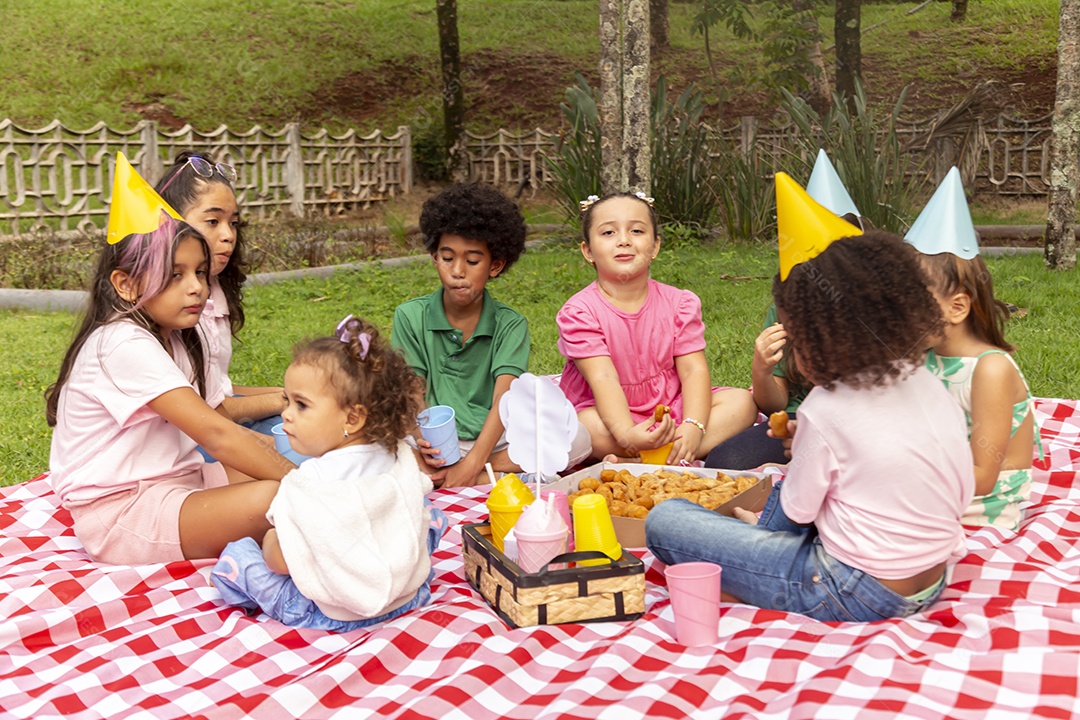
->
<box><xmin>682</xmin><ymin>417</ymin><xmax>706</xmax><ymax>434</ymax></box>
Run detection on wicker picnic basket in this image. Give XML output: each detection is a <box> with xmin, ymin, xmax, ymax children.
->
<box><xmin>462</xmin><ymin>523</ymin><xmax>646</xmax><ymax>629</ymax></box>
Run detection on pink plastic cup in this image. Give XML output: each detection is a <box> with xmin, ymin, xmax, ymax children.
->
<box><xmin>540</xmin><ymin>489</ymin><xmax>574</xmax><ymax>552</ymax></box>
<box><xmin>515</xmin><ymin>528</ymin><xmax>568</xmax><ymax>574</ymax></box>
<box><xmin>665</xmin><ymin>562</ymin><xmax>722</xmax><ymax>646</ymax></box>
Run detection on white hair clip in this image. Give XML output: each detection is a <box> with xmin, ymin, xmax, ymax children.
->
<box><xmin>634</xmin><ymin>191</ymin><xmax>655</xmax><ymax>207</ymax></box>
<box><xmin>579</xmin><ymin>195</ymin><xmax>600</xmax><ymax>214</ymax></box>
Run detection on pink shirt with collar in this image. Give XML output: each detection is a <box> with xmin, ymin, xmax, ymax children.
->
<box><xmin>199</xmin><ymin>280</ymin><xmax>233</xmax><ymax>398</ymax></box>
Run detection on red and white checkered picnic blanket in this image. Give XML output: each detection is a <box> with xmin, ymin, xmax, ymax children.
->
<box><xmin>2</xmin><ymin>399</ymin><xmax>1079</xmax><ymax>719</ymax></box>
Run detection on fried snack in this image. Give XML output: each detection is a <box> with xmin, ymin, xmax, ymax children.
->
<box><xmin>574</xmin><ymin>470</ymin><xmax>759</xmax><ymax>518</ymax></box>
<box><xmin>567</xmin><ymin>488</ymin><xmax>594</xmax><ymax>504</ymax></box>
<box><xmin>769</xmin><ymin>411</ymin><xmax>790</xmax><ymax>438</ymax></box>
<box><xmin>599</xmin><ymin>469</ymin><xmax>617</xmax><ymax>483</ymax></box>
<box><xmin>596</xmin><ymin>484</ymin><xmax>615</xmax><ymax>505</ymax></box>
<box><xmin>653</xmin><ymin>404</ymin><xmax>671</xmax><ymax>422</ymax></box>
<box><xmin>579</xmin><ymin>477</ymin><xmax>601</xmax><ymax>491</ymax></box>
<box><xmin>601</xmin><ymin>482</ymin><xmax>629</xmax><ymax>502</ymax></box>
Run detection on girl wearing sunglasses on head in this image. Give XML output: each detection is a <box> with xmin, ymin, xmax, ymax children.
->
<box><xmin>156</xmin><ymin>151</ymin><xmax>286</xmax><ymax>452</ymax></box>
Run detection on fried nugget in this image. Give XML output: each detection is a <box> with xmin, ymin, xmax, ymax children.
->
<box><xmin>654</xmin><ymin>404</ymin><xmax>671</xmax><ymax>422</ymax></box>
<box><xmin>579</xmin><ymin>477</ymin><xmax>601</xmax><ymax>491</ymax></box>
<box><xmin>769</xmin><ymin>411</ymin><xmax>790</xmax><ymax>438</ymax></box>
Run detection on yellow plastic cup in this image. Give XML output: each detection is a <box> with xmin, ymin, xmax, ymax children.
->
<box><xmin>639</xmin><ymin>441</ymin><xmax>675</xmax><ymax>465</ymax></box>
<box><xmin>486</xmin><ymin>473</ymin><xmax>535</xmax><ymax>552</ymax></box>
<box><xmin>572</xmin><ymin>494</ymin><xmax>622</xmax><ymax>566</ymax></box>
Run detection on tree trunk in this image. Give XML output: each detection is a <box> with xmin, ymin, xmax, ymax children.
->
<box><xmin>951</xmin><ymin>0</ymin><xmax>968</xmax><ymax>22</ymax></box>
<box><xmin>834</xmin><ymin>0</ymin><xmax>862</xmax><ymax>113</ymax></box>
<box><xmin>598</xmin><ymin>0</ymin><xmax>651</xmax><ymax>196</ymax></box>
<box><xmin>436</xmin><ymin>0</ymin><xmax>466</xmax><ymax>181</ymax></box>
<box><xmin>1045</xmin><ymin>0</ymin><xmax>1080</xmax><ymax>270</ymax></box>
<box><xmin>624</xmin><ymin>0</ymin><xmax>651</xmax><ymax>194</ymax></box>
<box><xmin>650</xmin><ymin>0</ymin><xmax>669</xmax><ymax>51</ymax></box>
<box><xmin>599</xmin><ymin>0</ymin><xmax>625</xmax><ymax>194</ymax></box>
<box><xmin>794</xmin><ymin>0</ymin><xmax>831</xmax><ymax>116</ymax></box>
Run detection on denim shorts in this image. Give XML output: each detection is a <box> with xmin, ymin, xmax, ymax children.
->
<box><xmin>644</xmin><ymin>483</ymin><xmax>945</xmax><ymax>622</ymax></box>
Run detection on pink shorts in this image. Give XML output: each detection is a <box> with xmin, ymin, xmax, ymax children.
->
<box><xmin>66</xmin><ymin>463</ymin><xmax>229</xmax><ymax>565</ymax></box>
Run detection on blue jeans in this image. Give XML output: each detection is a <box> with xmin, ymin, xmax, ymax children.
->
<box><xmin>644</xmin><ymin>483</ymin><xmax>944</xmax><ymax>622</ymax></box>
<box><xmin>211</xmin><ymin>502</ymin><xmax>449</xmax><ymax>631</ymax></box>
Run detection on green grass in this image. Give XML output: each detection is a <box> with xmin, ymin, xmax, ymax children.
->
<box><xmin>4</xmin><ymin>241</ymin><xmax>1078</xmax><ymax>487</ymax></box>
<box><xmin>0</xmin><ymin>0</ymin><xmax>1059</xmax><ymax>133</ymax></box>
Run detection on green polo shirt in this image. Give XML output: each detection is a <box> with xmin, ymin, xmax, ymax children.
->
<box><xmin>392</xmin><ymin>288</ymin><xmax>530</xmax><ymax>440</ymax></box>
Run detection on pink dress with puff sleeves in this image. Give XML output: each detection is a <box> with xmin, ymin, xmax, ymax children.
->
<box><xmin>556</xmin><ymin>279</ymin><xmax>707</xmax><ymax>424</ymax></box>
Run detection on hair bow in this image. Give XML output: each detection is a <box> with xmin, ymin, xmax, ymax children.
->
<box><xmin>633</xmin><ymin>191</ymin><xmax>655</xmax><ymax>207</ymax></box>
<box><xmin>335</xmin><ymin>314</ymin><xmax>370</xmax><ymax>360</ymax></box>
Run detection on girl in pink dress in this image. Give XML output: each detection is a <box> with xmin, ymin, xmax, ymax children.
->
<box><xmin>556</xmin><ymin>193</ymin><xmax>757</xmax><ymax>464</ymax></box>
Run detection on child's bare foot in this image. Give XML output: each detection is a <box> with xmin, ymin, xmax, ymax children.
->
<box><xmin>733</xmin><ymin>507</ymin><xmax>759</xmax><ymax>525</ymax></box>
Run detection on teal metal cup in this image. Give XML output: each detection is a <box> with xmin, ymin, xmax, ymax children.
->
<box><xmin>418</xmin><ymin>405</ymin><xmax>461</xmax><ymax>466</ymax></box>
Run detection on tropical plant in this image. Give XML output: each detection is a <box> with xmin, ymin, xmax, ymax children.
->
<box><xmin>650</xmin><ymin>75</ymin><xmax>721</xmax><ymax>234</ymax></box>
<box><xmin>545</xmin><ymin>73</ymin><xmax>603</xmax><ymax>223</ymax></box>
<box><xmin>780</xmin><ymin>82</ymin><xmax>928</xmax><ymax>232</ymax></box>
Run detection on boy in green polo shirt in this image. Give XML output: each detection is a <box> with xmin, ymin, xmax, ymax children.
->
<box><xmin>391</xmin><ymin>184</ymin><xmax>541</xmax><ymax>487</ymax></box>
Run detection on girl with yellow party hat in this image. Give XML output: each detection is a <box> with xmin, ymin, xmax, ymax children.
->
<box><xmin>706</xmin><ymin>170</ymin><xmax>861</xmax><ymax>471</ymax></box>
<box><xmin>649</xmin><ymin>178</ymin><xmax>975</xmax><ymax>622</ymax></box>
<box><xmin>907</xmin><ymin>167</ymin><xmax>1040</xmax><ymax>531</ymax></box>
<box><xmin>45</xmin><ymin>153</ymin><xmax>293</xmax><ymax>565</ymax></box>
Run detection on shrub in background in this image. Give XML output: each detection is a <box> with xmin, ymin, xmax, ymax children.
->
<box><xmin>781</xmin><ymin>82</ymin><xmax>929</xmax><ymax>232</ymax></box>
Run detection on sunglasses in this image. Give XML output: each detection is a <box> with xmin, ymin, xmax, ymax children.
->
<box><xmin>160</xmin><ymin>156</ymin><xmax>237</xmax><ymax>195</ymax></box>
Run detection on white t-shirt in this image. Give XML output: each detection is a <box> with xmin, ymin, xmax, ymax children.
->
<box><xmin>781</xmin><ymin>366</ymin><xmax>975</xmax><ymax>579</ymax></box>
<box><xmin>49</xmin><ymin>321</ymin><xmax>225</xmax><ymax>504</ymax></box>
<box><xmin>198</xmin><ymin>281</ymin><xmax>233</xmax><ymax>399</ymax></box>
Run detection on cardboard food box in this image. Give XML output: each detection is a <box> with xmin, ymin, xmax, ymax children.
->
<box><xmin>548</xmin><ymin>463</ymin><xmax>773</xmax><ymax>549</ymax></box>
<box><xmin>461</xmin><ymin>523</ymin><xmax>646</xmax><ymax>628</ymax></box>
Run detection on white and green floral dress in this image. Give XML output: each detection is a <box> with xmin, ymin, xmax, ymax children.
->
<box><xmin>926</xmin><ymin>349</ymin><xmax>1042</xmax><ymax>531</ymax></box>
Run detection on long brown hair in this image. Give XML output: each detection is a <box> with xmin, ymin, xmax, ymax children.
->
<box><xmin>919</xmin><ymin>252</ymin><xmax>1014</xmax><ymax>352</ymax></box>
<box><xmin>155</xmin><ymin>150</ymin><xmax>247</xmax><ymax>336</ymax></box>
<box><xmin>45</xmin><ymin>221</ymin><xmax>210</xmax><ymax>426</ymax></box>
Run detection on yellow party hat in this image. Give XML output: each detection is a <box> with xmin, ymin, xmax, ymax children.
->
<box><xmin>776</xmin><ymin>171</ymin><xmax>862</xmax><ymax>281</ymax></box>
<box><xmin>105</xmin><ymin>152</ymin><xmax>182</xmax><ymax>244</ymax></box>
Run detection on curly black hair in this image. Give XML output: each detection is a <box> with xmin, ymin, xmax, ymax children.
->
<box><xmin>772</xmin><ymin>231</ymin><xmax>943</xmax><ymax>391</ymax></box>
<box><xmin>155</xmin><ymin>150</ymin><xmax>247</xmax><ymax>336</ymax></box>
<box><xmin>419</xmin><ymin>183</ymin><xmax>527</xmax><ymax>274</ymax></box>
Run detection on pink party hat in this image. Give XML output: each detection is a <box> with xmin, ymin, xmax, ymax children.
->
<box><xmin>806</xmin><ymin>149</ymin><xmax>860</xmax><ymax>218</ymax></box>
<box><xmin>904</xmin><ymin>166</ymin><xmax>979</xmax><ymax>259</ymax></box>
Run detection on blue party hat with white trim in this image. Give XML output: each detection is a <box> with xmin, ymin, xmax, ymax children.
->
<box><xmin>904</xmin><ymin>166</ymin><xmax>979</xmax><ymax>259</ymax></box>
<box><xmin>806</xmin><ymin>149</ymin><xmax>860</xmax><ymax>218</ymax></box>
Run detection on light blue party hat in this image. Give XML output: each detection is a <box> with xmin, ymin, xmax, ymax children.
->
<box><xmin>904</xmin><ymin>166</ymin><xmax>979</xmax><ymax>259</ymax></box>
<box><xmin>805</xmin><ymin>149</ymin><xmax>860</xmax><ymax>218</ymax></box>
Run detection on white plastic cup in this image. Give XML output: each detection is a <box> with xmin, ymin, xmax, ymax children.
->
<box><xmin>665</xmin><ymin>562</ymin><xmax>722</xmax><ymax>646</ymax></box>
<box><xmin>418</xmin><ymin>405</ymin><xmax>461</xmax><ymax>466</ymax></box>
